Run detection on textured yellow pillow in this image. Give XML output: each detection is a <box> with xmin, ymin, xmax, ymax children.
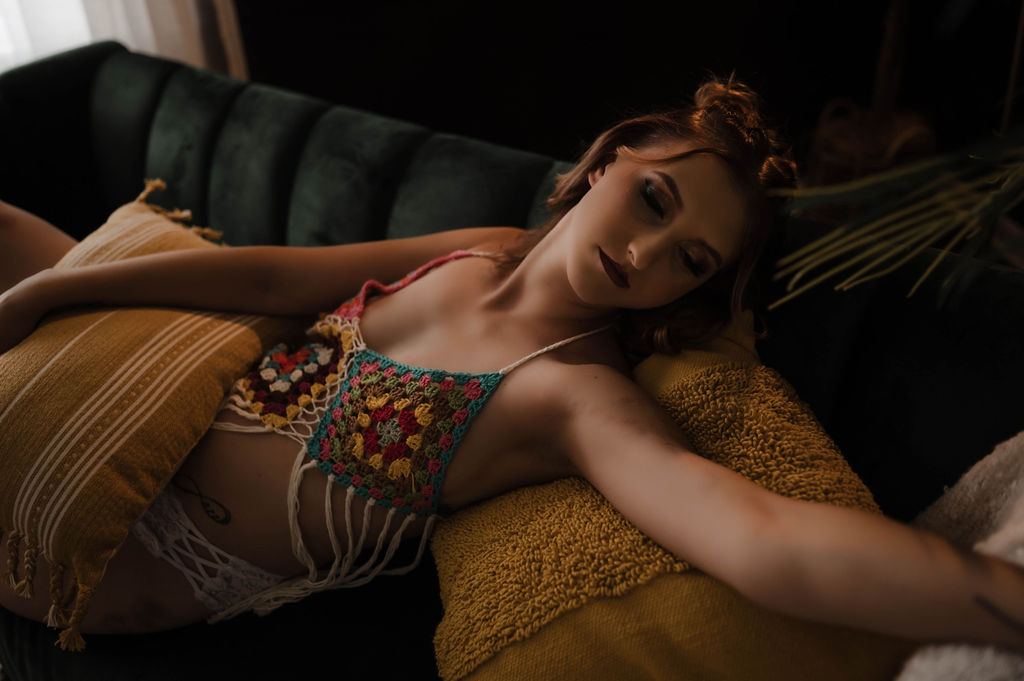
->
<box><xmin>431</xmin><ymin>313</ymin><xmax>916</xmax><ymax>680</ymax></box>
<box><xmin>0</xmin><ymin>182</ymin><xmax>302</xmax><ymax>650</ymax></box>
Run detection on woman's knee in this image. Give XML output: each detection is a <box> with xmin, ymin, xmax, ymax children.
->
<box><xmin>0</xmin><ymin>201</ymin><xmax>77</xmax><ymax>292</ymax></box>
<box><xmin>0</xmin><ymin>198</ymin><xmax>19</xmax><ymax>224</ymax></box>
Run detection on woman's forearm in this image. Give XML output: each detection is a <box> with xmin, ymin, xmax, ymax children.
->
<box><xmin>33</xmin><ymin>226</ymin><xmax>525</xmax><ymax>318</ymax></box>
<box><xmin>37</xmin><ymin>247</ymin><xmax>287</xmax><ymax>315</ymax></box>
<box><xmin>748</xmin><ymin>496</ymin><xmax>1024</xmax><ymax>651</ymax></box>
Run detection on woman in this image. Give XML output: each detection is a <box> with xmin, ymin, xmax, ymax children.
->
<box><xmin>1</xmin><ymin>77</ymin><xmax>1023</xmax><ymax>653</ymax></box>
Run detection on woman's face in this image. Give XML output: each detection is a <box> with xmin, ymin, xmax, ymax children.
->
<box><xmin>560</xmin><ymin>140</ymin><xmax>749</xmax><ymax>311</ymax></box>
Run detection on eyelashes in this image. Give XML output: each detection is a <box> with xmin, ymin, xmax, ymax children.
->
<box><xmin>641</xmin><ymin>178</ymin><xmax>708</xmax><ymax>277</ymax></box>
<box><xmin>681</xmin><ymin>249</ymin><xmax>708</xmax><ymax>277</ymax></box>
<box><xmin>641</xmin><ymin>179</ymin><xmax>664</xmax><ymax>218</ymax></box>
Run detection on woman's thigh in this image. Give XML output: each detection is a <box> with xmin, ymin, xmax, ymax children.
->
<box><xmin>0</xmin><ymin>200</ymin><xmax>78</xmax><ymax>294</ymax></box>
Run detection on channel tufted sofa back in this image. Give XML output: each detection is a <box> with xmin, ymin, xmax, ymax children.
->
<box><xmin>0</xmin><ymin>41</ymin><xmax>567</xmax><ymax>247</ymax></box>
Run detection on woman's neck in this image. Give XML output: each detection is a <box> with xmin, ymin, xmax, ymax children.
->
<box><xmin>477</xmin><ymin>227</ymin><xmax>618</xmax><ymax>337</ymax></box>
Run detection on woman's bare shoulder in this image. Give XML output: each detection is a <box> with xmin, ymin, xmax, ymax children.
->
<box><xmin>509</xmin><ymin>333</ymin><xmax>636</xmax><ymax>413</ymax></box>
<box><xmin>545</xmin><ymin>354</ymin><xmax>650</xmax><ymax>407</ymax></box>
<box><xmin>466</xmin><ymin>226</ymin><xmax>527</xmax><ymax>254</ymax></box>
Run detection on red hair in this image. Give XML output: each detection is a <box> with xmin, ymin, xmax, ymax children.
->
<box><xmin>500</xmin><ymin>75</ymin><xmax>797</xmax><ymax>358</ymax></box>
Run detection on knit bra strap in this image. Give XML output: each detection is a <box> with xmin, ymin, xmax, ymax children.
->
<box><xmin>498</xmin><ymin>325</ymin><xmax>613</xmax><ymax>376</ymax></box>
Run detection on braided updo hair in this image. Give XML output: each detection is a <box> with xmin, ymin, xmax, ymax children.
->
<box><xmin>503</xmin><ymin>75</ymin><xmax>797</xmax><ymax>357</ymax></box>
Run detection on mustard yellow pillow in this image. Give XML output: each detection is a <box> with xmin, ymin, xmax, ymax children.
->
<box><xmin>431</xmin><ymin>314</ymin><xmax>916</xmax><ymax>680</ymax></box>
<box><xmin>0</xmin><ymin>182</ymin><xmax>303</xmax><ymax>650</ymax></box>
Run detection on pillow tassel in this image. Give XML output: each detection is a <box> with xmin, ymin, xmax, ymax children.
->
<box><xmin>188</xmin><ymin>226</ymin><xmax>224</xmax><ymax>243</ymax></box>
<box><xmin>135</xmin><ymin>177</ymin><xmax>194</xmax><ymax>223</ymax></box>
<box><xmin>134</xmin><ymin>177</ymin><xmax>221</xmax><ymax>241</ymax></box>
<box><xmin>151</xmin><ymin>206</ymin><xmax>193</xmax><ymax>223</ymax></box>
<box><xmin>56</xmin><ymin>583</ymin><xmax>94</xmax><ymax>652</ymax></box>
<box><xmin>3</xmin><ymin>530</ymin><xmax>21</xmax><ymax>589</ymax></box>
<box><xmin>135</xmin><ymin>178</ymin><xmax>167</xmax><ymax>203</ymax></box>
<box><xmin>12</xmin><ymin>539</ymin><xmax>37</xmax><ymax>598</ymax></box>
<box><xmin>46</xmin><ymin>563</ymin><xmax>69</xmax><ymax>628</ymax></box>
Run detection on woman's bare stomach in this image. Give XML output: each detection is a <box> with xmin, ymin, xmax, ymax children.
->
<box><xmin>172</xmin><ymin>409</ymin><xmax>429</xmax><ymax>578</ymax></box>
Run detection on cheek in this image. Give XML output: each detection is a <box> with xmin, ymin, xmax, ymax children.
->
<box><xmin>636</xmin><ymin>275</ymin><xmax>694</xmax><ymax>309</ymax></box>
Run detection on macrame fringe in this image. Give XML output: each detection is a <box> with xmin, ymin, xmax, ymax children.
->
<box><xmin>204</xmin><ymin>315</ymin><xmax>434</xmax><ymax>623</ymax></box>
<box><xmin>208</xmin><ymin>456</ymin><xmax>433</xmax><ymax>623</ymax></box>
<box><xmin>134</xmin><ymin>178</ymin><xmax>223</xmax><ymax>242</ymax></box>
<box><xmin>203</xmin><ymin>312</ymin><xmax>450</xmax><ymax>624</ymax></box>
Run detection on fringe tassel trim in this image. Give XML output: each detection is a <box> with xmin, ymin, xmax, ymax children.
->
<box><xmin>56</xmin><ymin>583</ymin><xmax>94</xmax><ymax>652</ymax></box>
<box><xmin>2</xmin><ymin>530</ymin><xmax>37</xmax><ymax>597</ymax></box>
<box><xmin>188</xmin><ymin>226</ymin><xmax>224</xmax><ymax>242</ymax></box>
<box><xmin>206</xmin><ymin>459</ymin><xmax>436</xmax><ymax>623</ymax></box>
<box><xmin>3</xmin><ymin>524</ymin><xmax>36</xmax><ymax>593</ymax></box>
<box><xmin>46</xmin><ymin>563</ymin><xmax>69</xmax><ymax>628</ymax></box>
<box><xmin>1</xmin><ymin>528</ymin><xmax>86</xmax><ymax>648</ymax></box>
<box><xmin>134</xmin><ymin>178</ymin><xmax>223</xmax><ymax>242</ymax></box>
<box><xmin>3</xmin><ymin>530</ymin><xmax>21</xmax><ymax>589</ymax></box>
<box><xmin>13</xmin><ymin>541</ymin><xmax>36</xmax><ymax>598</ymax></box>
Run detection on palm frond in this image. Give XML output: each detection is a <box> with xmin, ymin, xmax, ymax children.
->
<box><xmin>768</xmin><ymin>131</ymin><xmax>1024</xmax><ymax>310</ymax></box>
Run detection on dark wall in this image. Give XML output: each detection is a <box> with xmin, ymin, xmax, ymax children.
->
<box><xmin>235</xmin><ymin>0</ymin><xmax>1018</xmax><ymax>165</ymax></box>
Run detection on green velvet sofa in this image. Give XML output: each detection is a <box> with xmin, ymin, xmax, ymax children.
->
<box><xmin>0</xmin><ymin>41</ymin><xmax>1022</xmax><ymax>680</ymax></box>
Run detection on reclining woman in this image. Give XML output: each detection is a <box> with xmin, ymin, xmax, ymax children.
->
<box><xmin>1</xmin><ymin>77</ymin><xmax>1023</xmax><ymax>653</ymax></box>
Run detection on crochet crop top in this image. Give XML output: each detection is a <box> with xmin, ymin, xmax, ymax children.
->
<box><xmin>206</xmin><ymin>250</ymin><xmax>608</xmax><ymax>620</ymax></box>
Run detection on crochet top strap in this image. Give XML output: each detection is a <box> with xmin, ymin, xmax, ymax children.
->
<box><xmin>497</xmin><ymin>325</ymin><xmax>613</xmax><ymax>375</ymax></box>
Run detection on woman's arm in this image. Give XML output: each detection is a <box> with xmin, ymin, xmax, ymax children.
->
<box><xmin>557</xmin><ymin>363</ymin><xmax>1024</xmax><ymax>652</ymax></box>
<box><xmin>0</xmin><ymin>226</ymin><xmax>523</xmax><ymax>353</ymax></box>
<box><xmin>44</xmin><ymin>226</ymin><xmax>523</xmax><ymax>315</ymax></box>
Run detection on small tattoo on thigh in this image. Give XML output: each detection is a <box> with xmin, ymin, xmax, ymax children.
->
<box><xmin>171</xmin><ymin>474</ymin><xmax>232</xmax><ymax>525</ymax></box>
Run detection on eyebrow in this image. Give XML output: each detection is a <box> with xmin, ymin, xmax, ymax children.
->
<box><xmin>654</xmin><ymin>171</ymin><xmax>682</xmax><ymax>210</ymax></box>
<box><xmin>655</xmin><ymin>171</ymin><xmax>724</xmax><ymax>271</ymax></box>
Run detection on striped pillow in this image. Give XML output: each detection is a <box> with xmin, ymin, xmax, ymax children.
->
<box><xmin>0</xmin><ymin>182</ymin><xmax>302</xmax><ymax>650</ymax></box>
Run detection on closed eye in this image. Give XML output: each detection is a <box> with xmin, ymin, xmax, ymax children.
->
<box><xmin>681</xmin><ymin>248</ymin><xmax>708</xmax><ymax>277</ymax></box>
<box><xmin>642</xmin><ymin>179</ymin><xmax>664</xmax><ymax>219</ymax></box>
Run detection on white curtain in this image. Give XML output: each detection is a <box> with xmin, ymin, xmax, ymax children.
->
<box><xmin>0</xmin><ymin>0</ymin><xmax>247</xmax><ymax>78</ymax></box>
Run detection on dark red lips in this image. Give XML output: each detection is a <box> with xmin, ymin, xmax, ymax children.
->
<box><xmin>599</xmin><ymin>249</ymin><xmax>630</xmax><ymax>288</ymax></box>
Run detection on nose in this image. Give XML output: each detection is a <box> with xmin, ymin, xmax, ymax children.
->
<box><xmin>627</xmin><ymin>231</ymin><xmax>668</xmax><ymax>271</ymax></box>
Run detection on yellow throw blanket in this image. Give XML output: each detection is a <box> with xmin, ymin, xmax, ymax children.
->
<box><xmin>431</xmin><ymin>325</ymin><xmax>915</xmax><ymax>680</ymax></box>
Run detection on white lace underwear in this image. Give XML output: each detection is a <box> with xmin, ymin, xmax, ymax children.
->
<box><xmin>131</xmin><ymin>487</ymin><xmax>286</xmax><ymax>618</ymax></box>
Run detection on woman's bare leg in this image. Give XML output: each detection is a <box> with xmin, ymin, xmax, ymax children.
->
<box><xmin>0</xmin><ymin>199</ymin><xmax>78</xmax><ymax>294</ymax></box>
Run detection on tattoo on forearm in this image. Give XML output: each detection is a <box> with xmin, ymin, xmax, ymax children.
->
<box><xmin>975</xmin><ymin>594</ymin><xmax>1024</xmax><ymax>636</ymax></box>
<box><xmin>172</xmin><ymin>474</ymin><xmax>232</xmax><ymax>525</ymax></box>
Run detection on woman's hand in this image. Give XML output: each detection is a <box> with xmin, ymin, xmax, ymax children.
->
<box><xmin>0</xmin><ymin>268</ymin><xmax>56</xmax><ymax>355</ymax></box>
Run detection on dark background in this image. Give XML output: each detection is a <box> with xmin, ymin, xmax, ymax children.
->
<box><xmin>234</xmin><ymin>0</ymin><xmax>1021</xmax><ymax>169</ymax></box>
